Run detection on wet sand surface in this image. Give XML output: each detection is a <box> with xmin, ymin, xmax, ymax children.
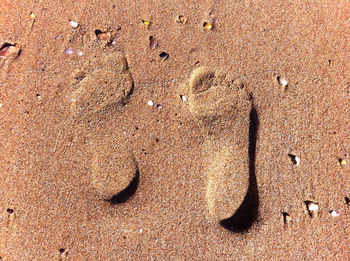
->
<box><xmin>0</xmin><ymin>0</ymin><xmax>349</xmax><ymax>260</ymax></box>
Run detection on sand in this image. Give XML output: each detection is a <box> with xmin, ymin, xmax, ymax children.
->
<box><xmin>0</xmin><ymin>0</ymin><xmax>349</xmax><ymax>260</ymax></box>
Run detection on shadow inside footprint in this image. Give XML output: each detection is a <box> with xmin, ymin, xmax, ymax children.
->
<box><xmin>106</xmin><ymin>167</ymin><xmax>140</xmax><ymax>205</ymax></box>
<box><xmin>220</xmin><ymin>105</ymin><xmax>260</xmax><ymax>233</ymax></box>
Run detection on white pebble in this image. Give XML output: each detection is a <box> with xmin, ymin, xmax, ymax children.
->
<box><xmin>77</xmin><ymin>51</ymin><xmax>83</xmax><ymax>56</ymax></box>
<box><xmin>147</xmin><ymin>100</ymin><xmax>154</xmax><ymax>106</ymax></box>
<box><xmin>0</xmin><ymin>103</ymin><xmax>2</xmax><ymax>109</ymax></box>
<box><xmin>294</xmin><ymin>156</ymin><xmax>300</xmax><ymax>166</ymax></box>
<box><xmin>308</xmin><ymin>202</ymin><xmax>319</xmax><ymax>212</ymax></box>
<box><xmin>64</xmin><ymin>48</ymin><xmax>73</xmax><ymax>55</ymax></box>
<box><xmin>69</xmin><ymin>20</ymin><xmax>79</xmax><ymax>28</ymax></box>
<box><xmin>139</xmin><ymin>228</ymin><xmax>143</xmax><ymax>233</ymax></box>
<box><xmin>180</xmin><ymin>95</ymin><xmax>187</xmax><ymax>102</ymax></box>
<box><xmin>330</xmin><ymin>210</ymin><xmax>340</xmax><ymax>217</ymax></box>
<box><xmin>279</xmin><ymin>77</ymin><xmax>288</xmax><ymax>86</ymax></box>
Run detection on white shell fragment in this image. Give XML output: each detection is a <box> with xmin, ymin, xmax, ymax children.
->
<box><xmin>147</xmin><ymin>100</ymin><xmax>154</xmax><ymax>106</ymax></box>
<box><xmin>77</xmin><ymin>51</ymin><xmax>83</xmax><ymax>56</ymax></box>
<box><xmin>64</xmin><ymin>48</ymin><xmax>73</xmax><ymax>55</ymax></box>
<box><xmin>304</xmin><ymin>201</ymin><xmax>319</xmax><ymax>218</ymax></box>
<box><xmin>69</xmin><ymin>20</ymin><xmax>79</xmax><ymax>28</ymax></box>
<box><xmin>180</xmin><ymin>95</ymin><xmax>187</xmax><ymax>102</ymax></box>
<box><xmin>288</xmin><ymin>154</ymin><xmax>300</xmax><ymax>166</ymax></box>
<box><xmin>279</xmin><ymin>77</ymin><xmax>288</xmax><ymax>86</ymax></box>
<box><xmin>330</xmin><ymin>210</ymin><xmax>340</xmax><ymax>217</ymax></box>
<box><xmin>308</xmin><ymin>202</ymin><xmax>319</xmax><ymax>212</ymax></box>
<box><xmin>139</xmin><ymin>228</ymin><xmax>143</xmax><ymax>233</ymax></box>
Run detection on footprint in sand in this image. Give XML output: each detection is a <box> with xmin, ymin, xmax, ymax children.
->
<box><xmin>70</xmin><ymin>52</ymin><xmax>139</xmax><ymax>204</ymax></box>
<box><xmin>70</xmin><ymin>52</ymin><xmax>134</xmax><ymax>119</ymax></box>
<box><xmin>188</xmin><ymin>67</ymin><xmax>259</xmax><ymax>230</ymax></box>
<box><xmin>91</xmin><ymin>136</ymin><xmax>140</xmax><ymax>204</ymax></box>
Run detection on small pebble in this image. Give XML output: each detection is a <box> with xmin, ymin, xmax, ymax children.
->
<box><xmin>159</xmin><ymin>52</ymin><xmax>169</xmax><ymax>61</ymax></box>
<box><xmin>345</xmin><ymin>197</ymin><xmax>350</xmax><ymax>205</ymax></box>
<box><xmin>180</xmin><ymin>95</ymin><xmax>187</xmax><ymax>102</ymax></box>
<box><xmin>8</xmin><ymin>212</ymin><xmax>15</xmax><ymax>221</ymax></box>
<box><xmin>77</xmin><ymin>51</ymin><xmax>83</xmax><ymax>56</ymax></box>
<box><xmin>203</xmin><ymin>22</ymin><xmax>212</xmax><ymax>30</ymax></box>
<box><xmin>288</xmin><ymin>154</ymin><xmax>300</xmax><ymax>166</ymax></box>
<box><xmin>176</xmin><ymin>15</ymin><xmax>187</xmax><ymax>24</ymax></box>
<box><xmin>64</xmin><ymin>48</ymin><xmax>73</xmax><ymax>55</ymax></box>
<box><xmin>139</xmin><ymin>228</ymin><xmax>143</xmax><ymax>233</ymax></box>
<box><xmin>0</xmin><ymin>44</ymin><xmax>20</xmax><ymax>58</ymax></box>
<box><xmin>29</xmin><ymin>12</ymin><xmax>36</xmax><ymax>19</ymax></box>
<box><xmin>7</xmin><ymin>208</ymin><xmax>15</xmax><ymax>228</ymax></box>
<box><xmin>69</xmin><ymin>20</ymin><xmax>79</xmax><ymax>28</ymax></box>
<box><xmin>147</xmin><ymin>100</ymin><xmax>154</xmax><ymax>106</ymax></box>
<box><xmin>149</xmin><ymin>36</ymin><xmax>158</xmax><ymax>49</ymax></box>
<box><xmin>330</xmin><ymin>210</ymin><xmax>340</xmax><ymax>217</ymax></box>
<box><xmin>142</xmin><ymin>20</ymin><xmax>150</xmax><ymax>26</ymax></box>
<box><xmin>282</xmin><ymin>212</ymin><xmax>291</xmax><ymax>225</ymax></box>
<box><xmin>96</xmin><ymin>32</ymin><xmax>110</xmax><ymax>41</ymax></box>
<box><xmin>59</xmin><ymin>248</ymin><xmax>68</xmax><ymax>259</ymax></box>
<box><xmin>339</xmin><ymin>158</ymin><xmax>346</xmax><ymax>166</ymax></box>
<box><xmin>0</xmin><ymin>103</ymin><xmax>3</xmax><ymax>109</ymax></box>
<box><xmin>156</xmin><ymin>104</ymin><xmax>163</xmax><ymax>110</ymax></box>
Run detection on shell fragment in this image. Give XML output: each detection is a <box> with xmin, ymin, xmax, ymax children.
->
<box><xmin>308</xmin><ymin>202</ymin><xmax>319</xmax><ymax>211</ymax></box>
<box><xmin>278</xmin><ymin>76</ymin><xmax>288</xmax><ymax>86</ymax></box>
<box><xmin>330</xmin><ymin>210</ymin><xmax>340</xmax><ymax>217</ymax></box>
<box><xmin>69</xmin><ymin>20</ymin><xmax>79</xmax><ymax>28</ymax></box>
<box><xmin>288</xmin><ymin>154</ymin><xmax>300</xmax><ymax>166</ymax></box>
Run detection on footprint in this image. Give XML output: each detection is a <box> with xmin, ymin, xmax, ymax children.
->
<box><xmin>188</xmin><ymin>67</ymin><xmax>259</xmax><ymax>231</ymax></box>
<box><xmin>70</xmin><ymin>51</ymin><xmax>134</xmax><ymax>119</ymax></box>
<box><xmin>69</xmin><ymin>51</ymin><xmax>138</xmax><ymax>204</ymax></box>
<box><xmin>91</xmin><ymin>135</ymin><xmax>139</xmax><ymax>204</ymax></box>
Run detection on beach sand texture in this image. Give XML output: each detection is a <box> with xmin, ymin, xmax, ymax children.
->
<box><xmin>0</xmin><ymin>0</ymin><xmax>349</xmax><ymax>260</ymax></box>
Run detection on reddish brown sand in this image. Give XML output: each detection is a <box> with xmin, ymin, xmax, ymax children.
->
<box><xmin>1</xmin><ymin>0</ymin><xmax>349</xmax><ymax>260</ymax></box>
